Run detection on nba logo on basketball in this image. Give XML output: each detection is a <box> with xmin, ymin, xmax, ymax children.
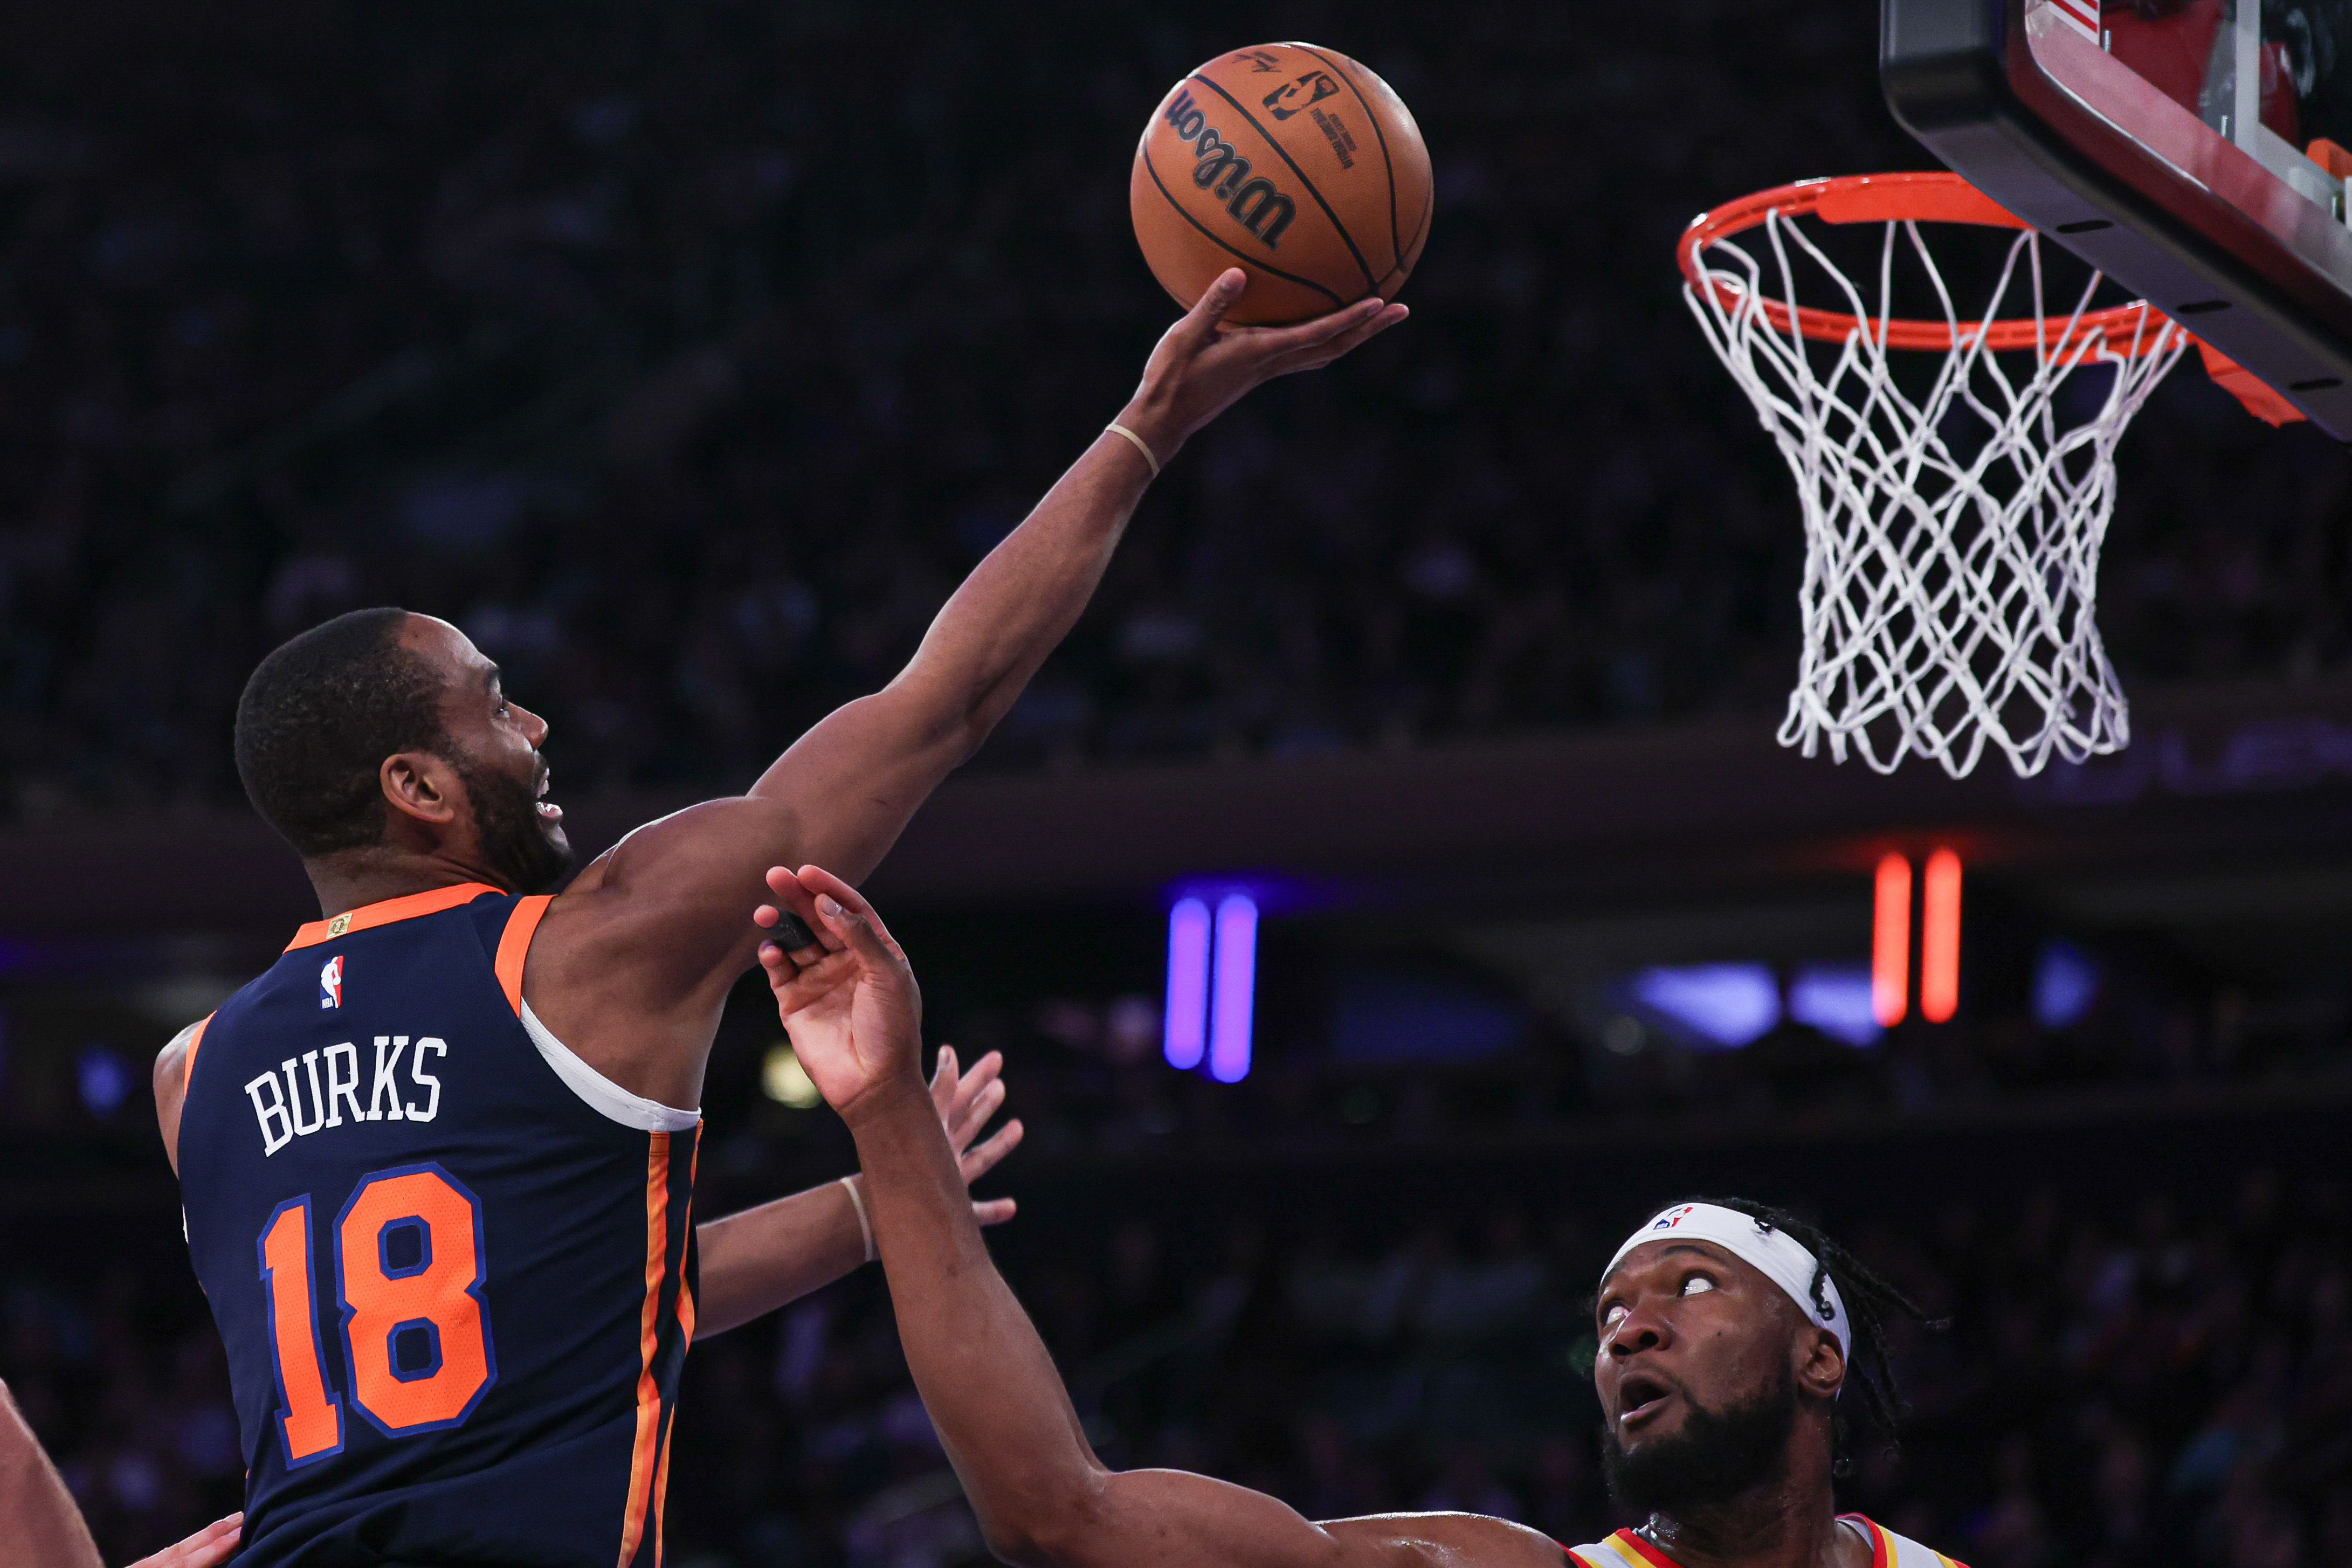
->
<box><xmin>319</xmin><ymin>955</ymin><xmax>344</xmax><ymax>1010</ymax></box>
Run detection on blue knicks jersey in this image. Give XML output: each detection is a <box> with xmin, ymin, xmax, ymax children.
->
<box><xmin>177</xmin><ymin>883</ymin><xmax>700</xmax><ymax>1567</ymax></box>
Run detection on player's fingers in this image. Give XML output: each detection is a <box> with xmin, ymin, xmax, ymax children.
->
<box><xmin>1271</xmin><ymin>302</ymin><xmax>1408</xmax><ymax>372</ymax></box>
<box><xmin>812</xmin><ymin>892</ymin><xmax>899</xmax><ymax>973</ymax></box>
<box><xmin>1175</xmin><ymin>268</ymin><xmax>1248</xmax><ymax>346</ymax></box>
<box><xmin>1247</xmin><ymin>293</ymin><xmax>1388</xmax><ymax>358</ymax></box>
<box><xmin>1164</xmin><ymin>269</ymin><xmax>1245</xmax><ymax>355</ymax></box>
<box><xmin>754</xmin><ymin>902</ymin><xmax>827</xmax><ymax>962</ymax></box>
<box><xmin>132</xmin><ymin>1515</ymin><xmax>244</xmax><ymax>1568</ymax></box>
<box><xmin>958</xmin><ymin>1116</ymin><xmax>1024</xmax><ymax>1181</ymax></box>
<box><xmin>974</xmin><ymin>1197</ymin><xmax>1018</xmax><ymax>1227</ymax></box>
<box><xmin>945</xmin><ymin>1049</ymin><xmax>1003</xmax><ymax>1121</ymax></box>
<box><xmin>797</xmin><ymin>866</ymin><xmax>904</xmax><ymax>955</ymax></box>
<box><xmin>763</xmin><ymin>868</ymin><xmax>843</xmax><ymax>951</ymax></box>
<box><xmin>949</xmin><ymin>1077</ymin><xmax>1008</xmax><ymax>1147</ymax></box>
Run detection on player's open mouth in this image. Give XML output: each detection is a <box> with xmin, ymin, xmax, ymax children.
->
<box><xmin>1616</xmin><ymin>1373</ymin><xmax>1673</xmax><ymax>1428</ymax></box>
<box><xmin>535</xmin><ymin>766</ymin><xmax>561</xmax><ymax>821</ymax></box>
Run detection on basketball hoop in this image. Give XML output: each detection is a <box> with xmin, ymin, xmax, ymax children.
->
<box><xmin>1678</xmin><ymin>171</ymin><xmax>2192</xmax><ymax>779</ymax></box>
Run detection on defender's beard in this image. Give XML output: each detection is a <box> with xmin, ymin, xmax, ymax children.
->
<box><xmin>1600</xmin><ymin>1367</ymin><xmax>1800</xmax><ymax>1521</ymax></box>
<box><xmin>456</xmin><ymin>750</ymin><xmax>574</xmax><ymax>895</ymax></box>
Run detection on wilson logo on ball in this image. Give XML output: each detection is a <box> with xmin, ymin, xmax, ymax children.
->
<box><xmin>1162</xmin><ymin>90</ymin><xmax>1297</xmax><ymax>249</ymax></box>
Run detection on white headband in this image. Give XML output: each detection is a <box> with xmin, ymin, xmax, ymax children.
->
<box><xmin>1603</xmin><ymin>1203</ymin><xmax>1849</xmax><ymax>1359</ymax></box>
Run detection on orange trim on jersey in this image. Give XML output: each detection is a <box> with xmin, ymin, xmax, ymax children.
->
<box><xmin>180</xmin><ymin>1013</ymin><xmax>215</xmax><ymax>1093</ymax></box>
<box><xmin>616</xmin><ymin>1132</ymin><xmax>672</xmax><ymax>1568</ymax></box>
<box><xmin>651</xmin><ymin>1148</ymin><xmax>695</xmax><ymax>1567</ymax></box>
<box><xmin>285</xmin><ymin>881</ymin><xmax>505</xmax><ymax>951</ymax></box>
<box><xmin>652</xmin><ymin>1402</ymin><xmax>678</xmax><ymax>1567</ymax></box>
<box><xmin>495</xmin><ymin>895</ymin><xmax>555</xmax><ymax>1016</ymax></box>
<box><xmin>1611</xmin><ymin>1532</ymin><xmax>1682</xmax><ymax>1568</ymax></box>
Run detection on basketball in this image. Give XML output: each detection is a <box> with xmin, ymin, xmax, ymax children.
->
<box><xmin>1130</xmin><ymin>43</ymin><xmax>1432</xmax><ymax>325</ymax></box>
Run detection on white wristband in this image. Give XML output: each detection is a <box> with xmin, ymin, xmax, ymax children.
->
<box><xmin>839</xmin><ymin>1175</ymin><xmax>877</xmax><ymax>1263</ymax></box>
<box><xmin>1103</xmin><ymin>421</ymin><xmax>1162</xmax><ymax>478</ymax></box>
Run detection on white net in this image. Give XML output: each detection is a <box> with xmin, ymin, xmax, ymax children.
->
<box><xmin>1685</xmin><ymin>205</ymin><xmax>2190</xmax><ymax>778</ymax></box>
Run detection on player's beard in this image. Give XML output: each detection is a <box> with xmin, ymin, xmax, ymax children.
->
<box><xmin>454</xmin><ymin>749</ymin><xmax>574</xmax><ymax>895</ymax></box>
<box><xmin>1599</xmin><ymin>1365</ymin><xmax>1799</xmax><ymax>1520</ymax></box>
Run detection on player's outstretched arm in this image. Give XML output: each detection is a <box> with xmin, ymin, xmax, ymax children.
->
<box><xmin>755</xmin><ymin>868</ymin><xmax>1560</xmax><ymax>1568</ymax></box>
<box><xmin>529</xmin><ymin>276</ymin><xmax>1406</xmax><ymax>1105</ymax></box>
<box><xmin>692</xmin><ymin>1045</ymin><xmax>1022</xmax><ymax>1338</ymax></box>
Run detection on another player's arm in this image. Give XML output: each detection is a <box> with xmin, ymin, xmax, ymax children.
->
<box><xmin>756</xmin><ymin>868</ymin><xmax>1560</xmax><ymax>1568</ymax></box>
<box><xmin>692</xmin><ymin>1045</ymin><xmax>1022</xmax><ymax>1339</ymax></box>
<box><xmin>528</xmin><ymin>276</ymin><xmax>1406</xmax><ymax>1104</ymax></box>
<box><xmin>1</xmin><ymin>1377</ymin><xmax>243</xmax><ymax>1568</ymax></box>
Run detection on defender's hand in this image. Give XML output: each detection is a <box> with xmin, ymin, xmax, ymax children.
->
<box><xmin>1118</xmin><ymin>268</ymin><xmax>1407</xmax><ymax>460</ymax></box>
<box><xmin>756</xmin><ymin>866</ymin><xmax>924</xmax><ymax>1117</ymax></box>
<box><xmin>926</xmin><ymin>1044</ymin><xmax>1023</xmax><ymax>1226</ymax></box>
<box><xmin>129</xmin><ymin>1515</ymin><xmax>244</xmax><ymax>1568</ymax></box>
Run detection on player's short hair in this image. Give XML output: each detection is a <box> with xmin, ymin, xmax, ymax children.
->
<box><xmin>234</xmin><ymin>607</ymin><xmax>450</xmax><ymax>856</ymax></box>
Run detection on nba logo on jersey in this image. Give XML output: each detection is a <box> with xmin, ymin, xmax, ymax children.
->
<box><xmin>319</xmin><ymin>955</ymin><xmax>344</xmax><ymax>1009</ymax></box>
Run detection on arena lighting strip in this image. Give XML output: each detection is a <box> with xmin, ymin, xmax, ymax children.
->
<box><xmin>1873</xmin><ymin>850</ymin><xmax>1963</xmax><ymax>1027</ymax></box>
<box><xmin>1163</xmin><ymin>893</ymin><xmax>1258</xmax><ymax>1082</ymax></box>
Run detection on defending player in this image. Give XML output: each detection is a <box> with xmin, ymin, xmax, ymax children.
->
<box><xmin>755</xmin><ymin>866</ymin><xmax>1971</xmax><ymax>1568</ymax></box>
<box><xmin>154</xmin><ymin>271</ymin><xmax>1406</xmax><ymax>1568</ymax></box>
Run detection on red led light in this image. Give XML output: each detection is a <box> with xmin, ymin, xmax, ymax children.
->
<box><xmin>1873</xmin><ymin>854</ymin><xmax>1912</xmax><ymax>1027</ymax></box>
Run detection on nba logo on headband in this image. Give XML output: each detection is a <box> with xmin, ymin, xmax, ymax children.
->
<box><xmin>1604</xmin><ymin>1201</ymin><xmax>1851</xmax><ymax>1360</ymax></box>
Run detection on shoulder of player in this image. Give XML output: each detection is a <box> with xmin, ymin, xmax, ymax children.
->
<box><xmin>153</xmin><ymin>1014</ymin><xmax>210</xmax><ymax>1099</ymax></box>
<box><xmin>1322</xmin><ymin>1511</ymin><xmax>1567</xmax><ymax>1568</ymax></box>
<box><xmin>153</xmin><ymin>1016</ymin><xmax>208</xmax><ymax>1174</ymax></box>
<box><xmin>1837</xmin><ymin>1514</ymin><xmax>1969</xmax><ymax>1568</ymax></box>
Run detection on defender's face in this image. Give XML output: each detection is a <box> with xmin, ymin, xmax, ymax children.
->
<box><xmin>397</xmin><ymin>614</ymin><xmax>569</xmax><ymax>867</ymax></box>
<box><xmin>1591</xmin><ymin>1239</ymin><xmax>1817</xmax><ymax>1458</ymax></box>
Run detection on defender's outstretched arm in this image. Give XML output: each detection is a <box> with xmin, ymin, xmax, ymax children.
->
<box><xmin>755</xmin><ymin>868</ymin><xmax>1562</xmax><ymax>1568</ymax></box>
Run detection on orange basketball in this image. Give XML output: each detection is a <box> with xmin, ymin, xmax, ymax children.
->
<box><xmin>1130</xmin><ymin>43</ymin><xmax>1433</xmax><ymax>326</ymax></box>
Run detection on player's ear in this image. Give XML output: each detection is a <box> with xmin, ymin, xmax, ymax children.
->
<box><xmin>381</xmin><ymin>750</ymin><xmax>459</xmax><ymax>827</ymax></box>
<box><xmin>1797</xmin><ymin>1325</ymin><xmax>1846</xmax><ymax>1401</ymax></box>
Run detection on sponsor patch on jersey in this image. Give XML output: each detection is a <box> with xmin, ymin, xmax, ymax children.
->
<box><xmin>320</xmin><ymin>954</ymin><xmax>344</xmax><ymax>1010</ymax></box>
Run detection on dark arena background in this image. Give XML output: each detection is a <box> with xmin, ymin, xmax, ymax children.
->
<box><xmin>3</xmin><ymin>2</ymin><xmax>2350</xmax><ymax>1566</ymax></box>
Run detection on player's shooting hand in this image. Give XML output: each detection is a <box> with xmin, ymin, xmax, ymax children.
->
<box><xmin>756</xmin><ymin>866</ymin><xmax>925</xmax><ymax>1118</ymax></box>
<box><xmin>128</xmin><ymin>1514</ymin><xmax>244</xmax><ymax>1568</ymax></box>
<box><xmin>1118</xmin><ymin>267</ymin><xmax>1407</xmax><ymax>462</ymax></box>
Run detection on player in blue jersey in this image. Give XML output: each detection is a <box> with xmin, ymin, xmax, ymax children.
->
<box><xmin>753</xmin><ymin>866</ymin><xmax>1973</xmax><ymax>1568</ymax></box>
<box><xmin>151</xmin><ymin>271</ymin><xmax>1408</xmax><ymax>1568</ymax></box>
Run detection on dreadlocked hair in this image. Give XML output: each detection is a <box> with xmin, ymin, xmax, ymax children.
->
<box><xmin>1682</xmin><ymin>1197</ymin><xmax>1947</xmax><ymax>1473</ymax></box>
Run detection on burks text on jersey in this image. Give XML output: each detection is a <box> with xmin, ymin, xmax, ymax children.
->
<box><xmin>246</xmin><ymin>1035</ymin><xmax>445</xmax><ymax>1155</ymax></box>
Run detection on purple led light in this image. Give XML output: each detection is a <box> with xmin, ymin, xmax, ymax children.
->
<box><xmin>1163</xmin><ymin>897</ymin><xmax>1211</xmax><ymax>1069</ymax></box>
<box><xmin>1208</xmin><ymin>894</ymin><xmax>1258</xmax><ymax>1083</ymax></box>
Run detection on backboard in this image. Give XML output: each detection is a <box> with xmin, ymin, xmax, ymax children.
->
<box><xmin>1884</xmin><ymin>0</ymin><xmax>2352</xmax><ymax>438</ymax></box>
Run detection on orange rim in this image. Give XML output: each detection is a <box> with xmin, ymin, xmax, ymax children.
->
<box><xmin>1677</xmin><ymin>171</ymin><xmax>2176</xmax><ymax>357</ymax></box>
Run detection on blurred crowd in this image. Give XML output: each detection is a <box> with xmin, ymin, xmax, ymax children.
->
<box><xmin>2</xmin><ymin>0</ymin><xmax>2348</xmax><ymax>818</ymax></box>
<box><xmin>9</xmin><ymin>1165</ymin><xmax>2345</xmax><ymax>1568</ymax></box>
